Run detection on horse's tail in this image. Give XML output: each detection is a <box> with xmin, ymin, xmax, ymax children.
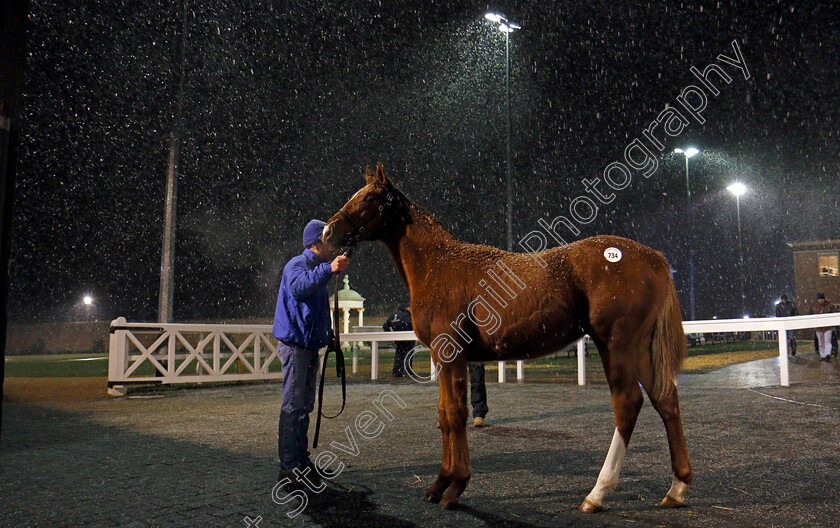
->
<box><xmin>650</xmin><ymin>274</ymin><xmax>687</xmax><ymax>400</ymax></box>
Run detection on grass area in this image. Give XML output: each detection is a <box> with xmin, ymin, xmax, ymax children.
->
<box><xmin>4</xmin><ymin>354</ymin><xmax>108</xmax><ymax>377</ymax></box>
<box><xmin>685</xmin><ymin>340</ymin><xmax>778</xmax><ymax>357</ymax></box>
<box><xmin>5</xmin><ymin>352</ymin><xmax>107</xmax><ymax>362</ymax></box>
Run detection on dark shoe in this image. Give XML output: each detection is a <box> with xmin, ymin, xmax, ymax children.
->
<box><xmin>300</xmin><ymin>461</ymin><xmax>323</xmax><ymax>486</ymax></box>
<box><xmin>277</xmin><ymin>468</ymin><xmax>298</xmax><ymax>484</ymax></box>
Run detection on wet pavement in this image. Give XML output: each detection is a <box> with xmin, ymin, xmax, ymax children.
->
<box><xmin>1</xmin><ymin>356</ymin><xmax>838</xmax><ymax>527</ymax></box>
<box><xmin>680</xmin><ymin>351</ymin><xmax>839</xmax><ymax>388</ymax></box>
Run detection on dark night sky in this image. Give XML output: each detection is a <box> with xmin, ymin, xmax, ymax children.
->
<box><xmin>11</xmin><ymin>0</ymin><xmax>840</xmax><ymax>323</ymax></box>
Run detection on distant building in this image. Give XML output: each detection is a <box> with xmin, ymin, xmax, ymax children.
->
<box><xmin>791</xmin><ymin>239</ymin><xmax>840</xmax><ymax>313</ymax></box>
<box><xmin>329</xmin><ymin>274</ymin><xmax>366</xmax><ymax>334</ymax></box>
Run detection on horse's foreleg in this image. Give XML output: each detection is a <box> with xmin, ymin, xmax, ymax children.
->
<box><xmin>439</xmin><ymin>360</ymin><xmax>470</xmax><ymax>509</ymax></box>
<box><xmin>423</xmin><ymin>362</ymin><xmax>455</xmax><ymax>503</ymax></box>
<box><xmin>648</xmin><ymin>382</ymin><xmax>692</xmax><ymax>507</ymax></box>
<box><xmin>580</xmin><ymin>378</ymin><xmax>644</xmax><ymax>513</ymax></box>
<box><xmin>422</xmin><ymin>397</ymin><xmax>452</xmax><ymax>503</ymax></box>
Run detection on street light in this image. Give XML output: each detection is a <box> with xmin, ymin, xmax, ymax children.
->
<box><xmin>727</xmin><ymin>182</ymin><xmax>747</xmax><ymax>316</ymax></box>
<box><xmin>159</xmin><ymin>0</ymin><xmax>189</xmax><ymax>323</ymax></box>
<box><xmin>674</xmin><ymin>147</ymin><xmax>700</xmax><ymax>320</ymax></box>
<box><xmin>484</xmin><ymin>12</ymin><xmax>520</xmax><ymax>252</ymax></box>
<box><xmin>82</xmin><ymin>295</ymin><xmax>93</xmax><ymax>306</ymax></box>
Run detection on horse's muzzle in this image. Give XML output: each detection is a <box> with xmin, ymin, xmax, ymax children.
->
<box><xmin>322</xmin><ymin>222</ymin><xmax>334</xmax><ymax>244</ymax></box>
<box><xmin>322</xmin><ymin>221</ymin><xmax>353</xmax><ymax>248</ymax></box>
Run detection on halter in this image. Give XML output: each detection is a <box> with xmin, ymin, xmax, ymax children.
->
<box><xmin>336</xmin><ymin>190</ymin><xmax>397</xmax><ymax>245</ymax></box>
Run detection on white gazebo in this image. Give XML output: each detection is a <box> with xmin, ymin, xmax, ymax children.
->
<box><xmin>329</xmin><ymin>275</ymin><xmax>365</xmax><ymax>334</ymax></box>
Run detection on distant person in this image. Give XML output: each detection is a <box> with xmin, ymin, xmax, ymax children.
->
<box><xmin>809</xmin><ymin>292</ymin><xmax>833</xmax><ymax>362</ymax></box>
<box><xmin>468</xmin><ymin>363</ymin><xmax>488</xmax><ymax>427</ymax></box>
<box><xmin>383</xmin><ymin>303</ymin><xmax>413</xmax><ymax>377</ymax></box>
<box><xmin>775</xmin><ymin>294</ymin><xmax>798</xmax><ymax>355</ymax></box>
<box><xmin>273</xmin><ymin>219</ymin><xmax>350</xmax><ymax>484</ymax></box>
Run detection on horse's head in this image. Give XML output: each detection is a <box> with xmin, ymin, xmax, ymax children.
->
<box><xmin>323</xmin><ymin>162</ymin><xmax>409</xmax><ymax>248</ymax></box>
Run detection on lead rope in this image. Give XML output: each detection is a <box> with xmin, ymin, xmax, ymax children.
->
<box><xmin>312</xmin><ymin>250</ymin><xmax>350</xmax><ymax>449</ymax></box>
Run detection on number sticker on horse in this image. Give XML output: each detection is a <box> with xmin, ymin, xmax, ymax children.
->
<box><xmin>604</xmin><ymin>248</ymin><xmax>622</xmax><ymax>263</ymax></box>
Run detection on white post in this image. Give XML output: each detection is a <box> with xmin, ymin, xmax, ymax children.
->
<box><xmin>343</xmin><ymin>308</ymin><xmax>350</xmax><ymax>334</ymax></box>
<box><xmin>358</xmin><ymin>308</ymin><xmax>364</xmax><ymax>327</ymax></box>
<box><xmin>498</xmin><ymin>361</ymin><xmax>506</xmax><ymax>383</ymax></box>
<box><xmin>352</xmin><ymin>343</ymin><xmax>358</xmax><ymax>374</ymax></box>
<box><xmin>213</xmin><ymin>332</ymin><xmax>221</xmax><ymax>374</ymax></box>
<box><xmin>430</xmin><ymin>352</ymin><xmax>437</xmax><ymax>382</ymax></box>
<box><xmin>516</xmin><ymin>360</ymin><xmax>524</xmax><ymax>380</ymax></box>
<box><xmin>371</xmin><ymin>341</ymin><xmax>379</xmax><ymax>380</ymax></box>
<box><xmin>107</xmin><ymin>317</ymin><xmax>128</xmax><ymax>397</ymax></box>
<box><xmin>577</xmin><ymin>337</ymin><xmax>587</xmax><ymax>386</ymax></box>
<box><xmin>778</xmin><ymin>324</ymin><xmax>789</xmax><ymax>387</ymax></box>
<box><xmin>167</xmin><ymin>331</ymin><xmax>176</xmax><ymax>381</ymax></box>
<box><xmin>254</xmin><ymin>332</ymin><xmax>261</xmax><ymax>373</ymax></box>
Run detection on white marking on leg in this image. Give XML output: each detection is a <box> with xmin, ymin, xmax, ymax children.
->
<box><xmin>665</xmin><ymin>475</ymin><xmax>690</xmax><ymax>503</ymax></box>
<box><xmin>584</xmin><ymin>428</ymin><xmax>627</xmax><ymax>507</ymax></box>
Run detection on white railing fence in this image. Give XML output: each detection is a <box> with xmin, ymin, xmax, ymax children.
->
<box><xmin>108</xmin><ymin>313</ymin><xmax>840</xmax><ymax>396</ymax></box>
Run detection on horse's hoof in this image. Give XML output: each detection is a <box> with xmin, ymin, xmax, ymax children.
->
<box><xmin>439</xmin><ymin>497</ymin><xmax>458</xmax><ymax>509</ymax></box>
<box><xmin>579</xmin><ymin>499</ymin><xmax>603</xmax><ymax>513</ymax></box>
<box><xmin>422</xmin><ymin>491</ymin><xmax>442</xmax><ymax>503</ymax></box>
<box><xmin>660</xmin><ymin>495</ymin><xmax>685</xmax><ymax>508</ymax></box>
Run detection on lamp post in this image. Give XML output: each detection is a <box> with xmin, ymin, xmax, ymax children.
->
<box><xmin>485</xmin><ymin>12</ymin><xmax>520</xmax><ymax>252</ymax></box>
<box><xmin>674</xmin><ymin>147</ymin><xmax>699</xmax><ymax>320</ymax></box>
<box><xmin>727</xmin><ymin>182</ymin><xmax>747</xmax><ymax>317</ymax></box>
<box><xmin>159</xmin><ymin>0</ymin><xmax>189</xmax><ymax>323</ymax></box>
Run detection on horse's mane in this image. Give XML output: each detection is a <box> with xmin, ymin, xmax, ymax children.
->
<box><xmin>391</xmin><ymin>184</ymin><xmax>459</xmax><ymax>243</ymax></box>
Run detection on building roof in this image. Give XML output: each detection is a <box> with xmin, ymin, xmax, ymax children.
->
<box><xmin>788</xmin><ymin>239</ymin><xmax>840</xmax><ymax>252</ymax></box>
<box><xmin>329</xmin><ymin>275</ymin><xmax>365</xmax><ymax>302</ymax></box>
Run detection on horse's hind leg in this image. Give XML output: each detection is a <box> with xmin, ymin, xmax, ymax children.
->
<box><xmin>580</xmin><ymin>362</ymin><xmax>644</xmax><ymax>513</ymax></box>
<box><xmin>644</xmin><ymin>381</ymin><xmax>692</xmax><ymax>507</ymax></box>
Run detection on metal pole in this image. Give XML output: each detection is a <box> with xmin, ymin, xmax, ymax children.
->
<box><xmin>159</xmin><ymin>0</ymin><xmax>188</xmax><ymax>323</ymax></box>
<box><xmin>505</xmin><ymin>28</ymin><xmax>513</xmax><ymax>252</ymax></box>
<box><xmin>685</xmin><ymin>156</ymin><xmax>696</xmax><ymax>320</ymax></box>
<box><xmin>736</xmin><ymin>194</ymin><xmax>745</xmax><ymax>316</ymax></box>
<box><xmin>0</xmin><ymin>0</ymin><xmax>29</xmax><ymax>443</ymax></box>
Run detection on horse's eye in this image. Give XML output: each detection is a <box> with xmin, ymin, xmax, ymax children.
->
<box><xmin>363</xmin><ymin>196</ymin><xmax>375</xmax><ymax>203</ymax></box>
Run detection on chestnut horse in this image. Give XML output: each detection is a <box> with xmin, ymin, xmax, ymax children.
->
<box><xmin>323</xmin><ymin>163</ymin><xmax>691</xmax><ymax>512</ymax></box>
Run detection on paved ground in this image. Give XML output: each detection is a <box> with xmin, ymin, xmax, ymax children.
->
<box><xmin>1</xmin><ymin>356</ymin><xmax>838</xmax><ymax>527</ymax></box>
<box><xmin>679</xmin><ymin>352</ymin><xmax>840</xmax><ymax>388</ymax></box>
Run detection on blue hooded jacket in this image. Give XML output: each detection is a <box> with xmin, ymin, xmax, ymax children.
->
<box><xmin>272</xmin><ymin>248</ymin><xmax>335</xmax><ymax>350</ymax></box>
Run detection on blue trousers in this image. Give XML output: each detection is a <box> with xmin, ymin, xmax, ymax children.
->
<box><xmin>278</xmin><ymin>342</ymin><xmax>320</xmax><ymax>471</ymax></box>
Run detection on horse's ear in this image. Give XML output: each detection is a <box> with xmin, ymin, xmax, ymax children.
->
<box><xmin>375</xmin><ymin>162</ymin><xmax>388</xmax><ymax>185</ymax></box>
<box><xmin>365</xmin><ymin>165</ymin><xmax>374</xmax><ymax>185</ymax></box>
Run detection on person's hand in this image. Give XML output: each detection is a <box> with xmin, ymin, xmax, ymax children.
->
<box><xmin>331</xmin><ymin>254</ymin><xmax>350</xmax><ymax>273</ymax></box>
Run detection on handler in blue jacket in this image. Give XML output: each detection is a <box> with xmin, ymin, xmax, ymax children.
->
<box><xmin>274</xmin><ymin>219</ymin><xmax>349</xmax><ymax>482</ymax></box>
